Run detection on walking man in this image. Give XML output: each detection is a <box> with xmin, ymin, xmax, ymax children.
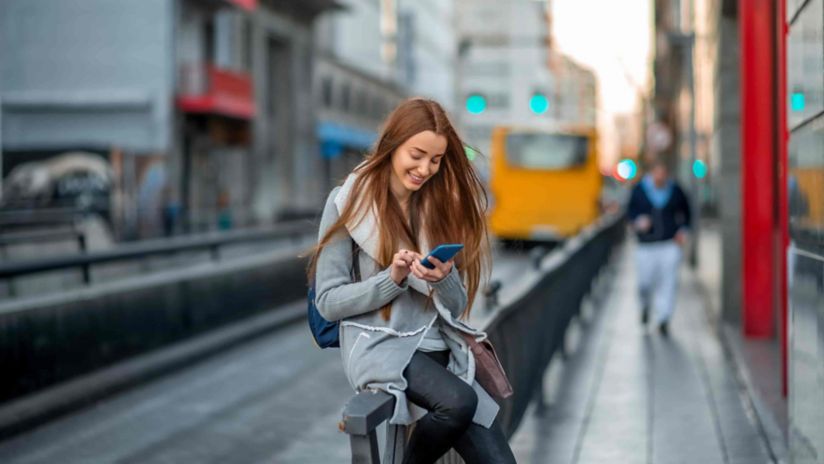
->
<box><xmin>627</xmin><ymin>159</ymin><xmax>692</xmax><ymax>336</ymax></box>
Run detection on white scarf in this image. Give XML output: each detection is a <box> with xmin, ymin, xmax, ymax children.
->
<box><xmin>334</xmin><ymin>173</ymin><xmax>432</xmax><ymax>296</ymax></box>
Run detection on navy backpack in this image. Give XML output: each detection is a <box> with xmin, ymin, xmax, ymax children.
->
<box><xmin>307</xmin><ymin>241</ymin><xmax>360</xmax><ymax>348</ymax></box>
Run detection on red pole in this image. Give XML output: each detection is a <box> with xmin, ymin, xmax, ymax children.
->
<box><xmin>776</xmin><ymin>0</ymin><xmax>789</xmax><ymax>397</ymax></box>
<box><xmin>740</xmin><ymin>0</ymin><xmax>776</xmax><ymax>338</ymax></box>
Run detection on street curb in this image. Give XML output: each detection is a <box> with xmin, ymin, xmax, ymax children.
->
<box><xmin>0</xmin><ymin>300</ymin><xmax>306</xmax><ymax>441</ymax></box>
<box><xmin>692</xmin><ymin>274</ymin><xmax>788</xmax><ymax>463</ymax></box>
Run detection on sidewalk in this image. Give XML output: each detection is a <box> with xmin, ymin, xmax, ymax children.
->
<box><xmin>509</xmin><ymin>240</ymin><xmax>775</xmax><ymax>464</ymax></box>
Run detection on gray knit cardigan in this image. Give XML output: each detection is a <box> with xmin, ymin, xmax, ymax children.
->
<box><xmin>315</xmin><ymin>177</ymin><xmax>499</xmax><ymax>427</ymax></box>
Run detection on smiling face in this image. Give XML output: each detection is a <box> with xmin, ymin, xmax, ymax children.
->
<box><xmin>389</xmin><ymin>130</ymin><xmax>448</xmax><ymax>200</ymax></box>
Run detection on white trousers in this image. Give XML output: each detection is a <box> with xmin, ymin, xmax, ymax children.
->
<box><xmin>635</xmin><ymin>240</ymin><xmax>682</xmax><ymax>323</ymax></box>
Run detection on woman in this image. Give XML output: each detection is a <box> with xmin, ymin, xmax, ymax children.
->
<box><xmin>310</xmin><ymin>98</ymin><xmax>516</xmax><ymax>463</ymax></box>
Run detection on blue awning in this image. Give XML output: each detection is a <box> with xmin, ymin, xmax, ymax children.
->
<box><xmin>316</xmin><ymin>121</ymin><xmax>377</xmax><ymax>159</ymax></box>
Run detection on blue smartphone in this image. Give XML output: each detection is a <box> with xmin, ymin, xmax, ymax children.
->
<box><xmin>421</xmin><ymin>244</ymin><xmax>464</xmax><ymax>269</ymax></box>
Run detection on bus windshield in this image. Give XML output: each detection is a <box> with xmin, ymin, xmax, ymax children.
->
<box><xmin>505</xmin><ymin>133</ymin><xmax>589</xmax><ymax>170</ymax></box>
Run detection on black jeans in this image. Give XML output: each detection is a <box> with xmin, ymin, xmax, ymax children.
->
<box><xmin>402</xmin><ymin>350</ymin><xmax>516</xmax><ymax>464</ymax></box>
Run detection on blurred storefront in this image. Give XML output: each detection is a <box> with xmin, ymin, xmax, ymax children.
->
<box><xmin>0</xmin><ymin>0</ymin><xmax>339</xmax><ymax>240</ymax></box>
<box><xmin>312</xmin><ymin>0</ymin><xmax>406</xmax><ymax>196</ymax></box>
<box><xmin>785</xmin><ymin>0</ymin><xmax>824</xmax><ymax>460</ymax></box>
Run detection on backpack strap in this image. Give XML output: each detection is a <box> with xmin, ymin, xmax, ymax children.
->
<box><xmin>351</xmin><ymin>240</ymin><xmax>361</xmax><ymax>282</ymax></box>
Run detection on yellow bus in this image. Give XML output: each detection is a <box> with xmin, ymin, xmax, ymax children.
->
<box><xmin>488</xmin><ymin>126</ymin><xmax>602</xmax><ymax>242</ymax></box>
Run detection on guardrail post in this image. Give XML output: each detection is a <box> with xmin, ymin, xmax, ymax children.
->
<box><xmin>341</xmin><ymin>391</ymin><xmax>398</xmax><ymax>464</ymax></box>
<box><xmin>533</xmin><ymin>376</ymin><xmax>547</xmax><ymax>416</ymax></box>
<box><xmin>483</xmin><ymin>280</ymin><xmax>501</xmax><ymax>311</ymax></box>
<box><xmin>78</xmin><ymin>232</ymin><xmax>90</xmax><ymax>284</ymax></box>
<box><xmin>0</xmin><ymin>245</ymin><xmax>15</xmax><ymax>297</ymax></box>
<box><xmin>350</xmin><ymin>433</ymin><xmax>381</xmax><ymax>464</ymax></box>
<box><xmin>383</xmin><ymin>424</ymin><xmax>406</xmax><ymax>463</ymax></box>
<box><xmin>529</xmin><ymin>246</ymin><xmax>547</xmax><ymax>269</ymax></box>
<box><xmin>77</xmin><ymin>233</ymin><xmax>87</xmax><ymax>253</ymax></box>
<box><xmin>81</xmin><ymin>263</ymin><xmax>91</xmax><ymax>285</ymax></box>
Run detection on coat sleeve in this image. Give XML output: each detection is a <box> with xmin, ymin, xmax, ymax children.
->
<box><xmin>430</xmin><ymin>265</ymin><xmax>468</xmax><ymax>318</ymax></box>
<box><xmin>314</xmin><ymin>189</ymin><xmax>408</xmax><ymax>322</ymax></box>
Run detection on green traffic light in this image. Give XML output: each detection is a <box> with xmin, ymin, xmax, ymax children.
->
<box><xmin>791</xmin><ymin>92</ymin><xmax>805</xmax><ymax>112</ymax></box>
<box><xmin>464</xmin><ymin>145</ymin><xmax>478</xmax><ymax>161</ymax></box>
<box><xmin>466</xmin><ymin>94</ymin><xmax>487</xmax><ymax>114</ymax></box>
<box><xmin>617</xmin><ymin>159</ymin><xmax>637</xmax><ymax>180</ymax></box>
<box><xmin>692</xmin><ymin>159</ymin><xmax>707</xmax><ymax>179</ymax></box>
<box><xmin>529</xmin><ymin>93</ymin><xmax>549</xmax><ymax>114</ymax></box>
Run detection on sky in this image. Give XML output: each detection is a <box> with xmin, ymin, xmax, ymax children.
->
<box><xmin>551</xmin><ymin>0</ymin><xmax>652</xmax><ymax>165</ymax></box>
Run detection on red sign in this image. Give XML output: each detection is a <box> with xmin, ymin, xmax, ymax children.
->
<box><xmin>227</xmin><ymin>0</ymin><xmax>257</xmax><ymax>11</ymax></box>
<box><xmin>177</xmin><ymin>64</ymin><xmax>255</xmax><ymax>119</ymax></box>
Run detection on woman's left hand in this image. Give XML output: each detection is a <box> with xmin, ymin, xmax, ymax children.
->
<box><xmin>410</xmin><ymin>254</ymin><xmax>453</xmax><ymax>282</ymax></box>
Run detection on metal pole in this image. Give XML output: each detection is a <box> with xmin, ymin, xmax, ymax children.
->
<box><xmin>456</xmin><ymin>38</ymin><xmax>469</xmax><ymax>133</ymax></box>
<box><xmin>686</xmin><ymin>35</ymin><xmax>700</xmax><ymax>268</ymax></box>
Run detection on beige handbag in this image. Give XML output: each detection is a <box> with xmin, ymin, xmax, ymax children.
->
<box><xmin>462</xmin><ymin>333</ymin><xmax>513</xmax><ymax>399</ymax></box>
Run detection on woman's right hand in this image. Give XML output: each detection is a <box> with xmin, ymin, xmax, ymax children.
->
<box><xmin>390</xmin><ymin>249</ymin><xmax>416</xmax><ymax>285</ymax></box>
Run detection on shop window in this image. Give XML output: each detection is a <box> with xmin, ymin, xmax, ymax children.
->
<box><xmin>341</xmin><ymin>82</ymin><xmax>351</xmax><ymax>112</ymax></box>
<box><xmin>321</xmin><ymin>77</ymin><xmax>333</xmax><ymax>108</ymax></box>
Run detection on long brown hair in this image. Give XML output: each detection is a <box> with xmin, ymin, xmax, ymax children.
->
<box><xmin>308</xmin><ymin>97</ymin><xmax>490</xmax><ymax>319</ymax></box>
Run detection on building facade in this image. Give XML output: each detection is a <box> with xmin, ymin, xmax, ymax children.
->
<box><xmin>785</xmin><ymin>0</ymin><xmax>824</xmax><ymax>460</ymax></box>
<box><xmin>454</xmin><ymin>0</ymin><xmax>596</xmax><ymax>180</ymax></box>
<box><xmin>396</xmin><ymin>0</ymin><xmax>458</xmax><ymax>112</ymax></box>
<box><xmin>312</xmin><ymin>0</ymin><xmax>405</xmax><ymax>190</ymax></box>
<box><xmin>312</xmin><ymin>0</ymin><xmax>461</xmax><ymax>193</ymax></box>
<box><xmin>0</xmin><ymin>0</ymin><xmax>337</xmax><ymax>238</ymax></box>
<box><xmin>548</xmin><ymin>54</ymin><xmax>597</xmax><ymax>130</ymax></box>
<box><xmin>454</xmin><ymin>0</ymin><xmax>555</xmax><ymax>156</ymax></box>
<box><xmin>655</xmin><ymin>0</ymin><xmax>824</xmax><ymax>460</ymax></box>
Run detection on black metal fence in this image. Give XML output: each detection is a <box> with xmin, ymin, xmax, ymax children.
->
<box><xmin>340</xmin><ymin>214</ymin><xmax>625</xmax><ymax>463</ymax></box>
<box><xmin>0</xmin><ymin>221</ymin><xmax>315</xmax><ymax>404</ymax></box>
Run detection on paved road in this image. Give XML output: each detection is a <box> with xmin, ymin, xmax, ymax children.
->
<box><xmin>0</xmin><ymin>312</ymin><xmax>352</xmax><ymax>463</ymax></box>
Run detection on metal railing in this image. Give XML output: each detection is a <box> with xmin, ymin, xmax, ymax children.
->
<box><xmin>0</xmin><ymin>221</ymin><xmax>316</xmax><ymax>283</ymax></box>
<box><xmin>0</xmin><ymin>207</ymin><xmax>99</xmax><ymax>229</ymax></box>
<box><xmin>0</xmin><ymin>228</ymin><xmax>86</xmax><ymax>250</ymax></box>
<box><xmin>0</xmin><ymin>220</ymin><xmax>319</xmax><ymax>407</ymax></box>
<box><xmin>1</xmin><ymin>227</ymin><xmax>89</xmax><ymax>298</ymax></box>
<box><xmin>340</xmin><ymin>214</ymin><xmax>625</xmax><ymax>463</ymax></box>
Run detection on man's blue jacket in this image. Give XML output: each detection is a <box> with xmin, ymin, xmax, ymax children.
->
<box><xmin>627</xmin><ymin>178</ymin><xmax>692</xmax><ymax>243</ymax></box>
